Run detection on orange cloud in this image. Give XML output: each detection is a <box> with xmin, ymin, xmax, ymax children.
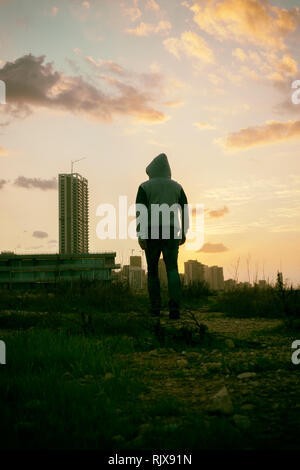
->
<box><xmin>197</xmin><ymin>242</ymin><xmax>228</xmax><ymax>253</ymax></box>
<box><xmin>85</xmin><ymin>55</ymin><xmax>125</xmax><ymax>74</ymax></box>
<box><xmin>121</xmin><ymin>1</ymin><xmax>142</xmax><ymax>22</ymax></box>
<box><xmin>185</xmin><ymin>0</ymin><xmax>300</xmax><ymax>50</ymax></box>
<box><xmin>164</xmin><ymin>31</ymin><xmax>215</xmax><ymax>64</ymax></box>
<box><xmin>266</xmin><ymin>54</ymin><xmax>298</xmax><ymax>82</ymax></box>
<box><xmin>224</xmin><ymin>119</ymin><xmax>300</xmax><ymax>149</ymax></box>
<box><xmin>231</xmin><ymin>47</ymin><xmax>298</xmax><ymax>82</ymax></box>
<box><xmin>209</xmin><ymin>206</ymin><xmax>229</xmax><ymax>218</ymax></box>
<box><xmin>193</xmin><ymin>121</ymin><xmax>215</xmax><ymax>130</ymax></box>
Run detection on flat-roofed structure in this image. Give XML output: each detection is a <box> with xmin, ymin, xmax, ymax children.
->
<box><xmin>184</xmin><ymin>260</ymin><xmax>206</xmax><ymax>285</ymax></box>
<box><xmin>130</xmin><ymin>256</ymin><xmax>142</xmax><ymax>268</ymax></box>
<box><xmin>0</xmin><ymin>252</ymin><xmax>119</xmax><ymax>288</ymax></box>
<box><xmin>184</xmin><ymin>259</ymin><xmax>224</xmax><ymax>290</ymax></box>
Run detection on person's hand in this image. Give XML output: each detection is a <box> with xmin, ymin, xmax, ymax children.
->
<box><xmin>138</xmin><ymin>238</ymin><xmax>147</xmax><ymax>250</ymax></box>
<box><xmin>179</xmin><ymin>235</ymin><xmax>186</xmax><ymax>246</ymax></box>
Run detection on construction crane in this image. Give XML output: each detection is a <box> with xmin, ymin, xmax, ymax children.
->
<box><xmin>71</xmin><ymin>157</ymin><xmax>86</xmax><ymax>174</ymax></box>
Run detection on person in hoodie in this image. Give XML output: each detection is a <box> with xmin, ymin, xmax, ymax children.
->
<box><xmin>135</xmin><ymin>153</ymin><xmax>189</xmax><ymax>319</ymax></box>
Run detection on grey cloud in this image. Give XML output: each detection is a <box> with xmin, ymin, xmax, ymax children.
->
<box><xmin>0</xmin><ymin>179</ymin><xmax>7</xmax><ymax>189</ymax></box>
<box><xmin>197</xmin><ymin>242</ymin><xmax>228</xmax><ymax>253</ymax></box>
<box><xmin>33</xmin><ymin>231</ymin><xmax>48</xmax><ymax>239</ymax></box>
<box><xmin>0</xmin><ymin>54</ymin><xmax>167</xmax><ymax>123</ymax></box>
<box><xmin>14</xmin><ymin>176</ymin><xmax>58</xmax><ymax>190</ymax></box>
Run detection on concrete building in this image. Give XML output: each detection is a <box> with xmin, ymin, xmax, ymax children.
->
<box><xmin>184</xmin><ymin>259</ymin><xmax>224</xmax><ymax>290</ymax></box>
<box><xmin>129</xmin><ymin>266</ymin><xmax>145</xmax><ymax>290</ymax></box>
<box><xmin>184</xmin><ymin>260</ymin><xmax>206</xmax><ymax>285</ymax></box>
<box><xmin>0</xmin><ymin>252</ymin><xmax>119</xmax><ymax>288</ymax></box>
<box><xmin>209</xmin><ymin>265</ymin><xmax>224</xmax><ymax>290</ymax></box>
<box><xmin>130</xmin><ymin>256</ymin><xmax>142</xmax><ymax>268</ymax></box>
<box><xmin>129</xmin><ymin>255</ymin><xmax>145</xmax><ymax>290</ymax></box>
<box><xmin>158</xmin><ymin>258</ymin><xmax>168</xmax><ymax>287</ymax></box>
<box><xmin>59</xmin><ymin>173</ymin><xmax>89</xmax><ymax>254</ymax></box>
<box><xmin>119</xmin><ymin>262</ymin><xmax>146</xmax><ymax>291</ymax></box>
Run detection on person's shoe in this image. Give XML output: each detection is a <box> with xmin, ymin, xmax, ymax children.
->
<box><xmin>169</xmin><ymin>300</ymin><xmax>180</xmax><ymax>319</ymax></box>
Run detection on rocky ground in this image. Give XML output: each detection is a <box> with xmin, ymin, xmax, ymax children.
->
<box><xmin>116</xmin><ymin>308</ymin><xmax>300</xmax><ymax>449</ymax></box>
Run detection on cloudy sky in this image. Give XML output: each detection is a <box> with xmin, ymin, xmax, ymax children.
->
<box><xmin>1</xmin><ymin>0</ymin><xmax>300</xmax><ymax>284</ymax></box>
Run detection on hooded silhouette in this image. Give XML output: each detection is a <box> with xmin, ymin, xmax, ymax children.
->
<box><xmin>136</xmin><ymin>153</ymin><xmax>189</xmax><ymax>319</ymax></box>
<box><xmin>146</xmin><ymin>152</ymin><xmax>171</xmax><ymax>178</ymax></box>
<box><xmin>136</xmin><ymin>153</ymin><xmax>188</xmax><ymax>240</ymax></box>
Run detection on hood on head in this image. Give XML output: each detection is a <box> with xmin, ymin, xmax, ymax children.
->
<box><xmin>146</xmin><ymin>153</ymin><xmax>171</xmax><ymax>179</ymax></box>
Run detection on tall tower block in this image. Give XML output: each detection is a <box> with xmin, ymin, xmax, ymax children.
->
<box><xmin>59</xmin><ymin>173</ymin><xmax>89</xmax><ymax>254</ymax></box>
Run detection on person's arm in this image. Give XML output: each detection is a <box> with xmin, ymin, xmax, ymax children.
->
<box><xmin>135</xmin><ymin>185</ymin><xmax>148</xmax><ymax>249</ymax></box>
<box><xmin>178</xmin><ymin>187</ymin><xmax>189</xmax><ymax>244</ymax></box>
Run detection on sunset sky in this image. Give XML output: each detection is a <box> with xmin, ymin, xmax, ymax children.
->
<box><xmin>1</xmin><ymin>0</ymin><xmax>300</xmax><ymax>284</ymax></box>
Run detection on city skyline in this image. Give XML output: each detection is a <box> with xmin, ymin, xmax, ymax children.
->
<box><xmin>0</xmin><ymin>0</ymin><xmax>300</xmax><ymax>284</ymax></box>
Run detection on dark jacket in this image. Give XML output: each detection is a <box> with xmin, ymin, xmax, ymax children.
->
<box><xmin>135</xmin><ymin>153</ymin><xmax>189</xmax><ymax>240</ymax></box>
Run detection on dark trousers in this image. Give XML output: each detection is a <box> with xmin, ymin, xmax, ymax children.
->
<box><xmin>145</xmin><ymin>238</ymin><xmax>181</xmax><ymax>312</ymax></box>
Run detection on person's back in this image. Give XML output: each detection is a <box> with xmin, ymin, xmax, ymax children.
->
<box><xmin>136</xmin><ymin>153</ymin><xmax>189</xmax><ymax>319</ymax></box>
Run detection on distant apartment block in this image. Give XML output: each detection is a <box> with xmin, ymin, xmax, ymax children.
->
<box><xmin>129</xmin><ymin>255</ymin><xmax>145</xmax><ymax>290</ymax></box>
<box><xmin>130</xmin><ymin>256</ymin><xmax>142</xmax><ymax>268</ymax></box>
<box><xmin>209</xmin><ymin>265</ymin><xmax>224</xmax><ymax>290</ymax></box>
<box><xmin>184</xmin><ymin>259</ymin><xmax>224</xmax><ymax>291</ymax></box>
<box><xmin>184</xmin><ymin>260</ymin><xmax>206</xmax><ymax>285</ymax></box>
<box><xmin>59</xmin><ymin>173</ymin><xmax>89</xmax><ymax>254</ymax></box>
<box><xmin>117</xmin><ymin>256</ymin><xmax>146</xmax><ymax>290</ymax></box>
<box><xmin>129</xmin><ymin>266</ymin><xmax>146</xmax><ymax>290</ymax></box>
